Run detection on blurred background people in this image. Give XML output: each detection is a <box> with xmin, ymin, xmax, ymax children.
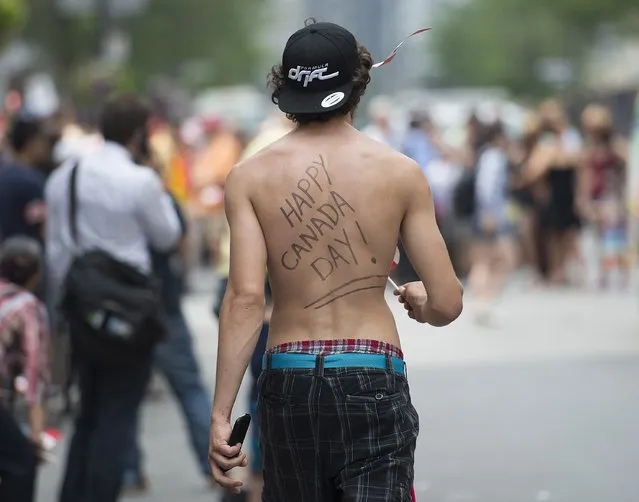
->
<box><xmin>468</xmin><ymin>122</ymin><xmax>517</xmax><ymax>324</ymax></box>
<box><xmin>46</xmin><ymin>94</ymin><xmax>181</xmax><ymax>502</ymax></box>
<box><xmin>0</xmin><ymin>114</ymin><xmax>50</xmax><ymax>247</ymax></box>
<box><xmin>0</xmin><ymin>237</ymin><xmax>50</xmax><ymax>502</ymax></box>
<box><xmin>122</xmin><ymin>132</ymin><xmax>214</xmax><ymax>494</ymax></box>
<box><xmin>401</xmin><ymin>110</ymin><xmax>439</xmax><ymax>175</ymax></box>
<box><xmin>509</xmin><ymin>113</ymin><xmax>544</xmax><ymax>283</ymax></box>
<box><xmin>525</xmin><ymin>100</ymin><xmax>584</xmax><ymax>286</ymax></box>
<box><xmin>187</xmin><ymin>117</ymin><xmax>243</xmax><ymax>280</ymax></box>
<box><xmin>362</xmin><ymin>96</ymin><xmax>398</xmax><ymax>147</ymax></box>
<box><xmin>51</xmin><ymin>105</ymin><xmax>102</xmax><ymax>166</ymax></box>
<box><xmin>580</xmin><ymin>104</ymin><xmax>629</xmax><ymax>289</ymax></box>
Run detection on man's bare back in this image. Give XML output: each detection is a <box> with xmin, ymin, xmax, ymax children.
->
<box><xmin>210</xmin><ymin>21</ymin><xmax>462</xmax><ymax>497</ymax></box>
<box><xmin>229</xmin><ymin>120</ymin><xmax>461</xmax><ymax>348</ymax></box>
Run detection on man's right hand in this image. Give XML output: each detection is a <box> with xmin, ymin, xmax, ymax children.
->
<box><xmin>393</xmin><ymin>282</ymin><xmax>429</xmax><ymax>323</ymax></box>
<box><xmin>209</xmin><ymin>418</ymin><xmax>247</xmax><ymax>493</ymax></box>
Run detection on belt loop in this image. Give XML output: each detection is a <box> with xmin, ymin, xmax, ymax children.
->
<box><xmin>315</xmin><ymin>354</ymin><xmax>325</xmax><ymax>376</ymax></box>
<box><xmin>265</xmin><ymin>353</ymin><xmax>272</xmax><ymax>370</ymax></box>
<box><xmin>386</xmin><ymin>355</ymin><xmax>397</xmax><ymax>387</ymax></box>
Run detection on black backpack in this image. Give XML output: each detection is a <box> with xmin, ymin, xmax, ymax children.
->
<box><xmin>60</xmin><ymin>163</ymin><xmax>166</xmax><ymax>366</ymax></box>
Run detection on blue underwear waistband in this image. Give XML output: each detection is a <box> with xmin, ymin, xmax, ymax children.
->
<box><xmin>262</xmin><ymin>352</ymin><xmax>406</xmax><ymax>376</ymax></box>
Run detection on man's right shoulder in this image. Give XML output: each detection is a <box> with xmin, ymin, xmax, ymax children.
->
<box><xmin>231</xmin><ymin>142</ymin><xmax>285</xmax><ymax>183</ymax></box>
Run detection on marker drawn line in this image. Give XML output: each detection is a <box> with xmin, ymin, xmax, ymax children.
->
<box><xmin>355</xmin><ymin>220</ymin><xmax>367</xmax><ymax>244</ymax></box>
<box><xmin>313</xmin><ymin>285</ymin><xmax>386</xmax><ymax>310</ymax></box>
<box><xmin>304</xmin><ymin>274</ymin><xmax>387</xmax><ymax>309</ymax></box>
<box><xmin>314</xmin><ymin>154</ymin><xmax>332</xmax><ymax>185</ymax></box>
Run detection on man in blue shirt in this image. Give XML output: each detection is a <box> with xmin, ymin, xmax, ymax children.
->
<box><xmin>401</xmin><ymin>111</ymin><xmax>439</xmax><ymax>176</ymax></box>
<box><xmin>0</xmin><ymin>115</ymin><xmax>50</xmax><ymax>245</ymax></box>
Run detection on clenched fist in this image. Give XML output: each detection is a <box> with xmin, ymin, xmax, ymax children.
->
<box><xmin>393</xmin><ymin>282</ymin><xmax>429</xmax><ymax>323</ymax></box>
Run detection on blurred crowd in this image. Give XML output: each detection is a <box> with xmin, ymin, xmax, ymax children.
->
<box><xmin>363</xmin><ymin>97</ymin><xmax>630</xmax><ymax>323</ymax></box>
<box><xmin>0</xmin><ymin>95</ymin><xmax>630</xmax><ymax>300</ymax></box>
<box><xmin>0</xmin><ymin>89</ymin><xmax>631</xmax><ymax>501</ymax></box>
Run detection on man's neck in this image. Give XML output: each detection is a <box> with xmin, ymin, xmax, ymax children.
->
<box><xmin>296</xmin><ymin>115</ymin><xmax>352</xmax><ymax>134</ymax></box>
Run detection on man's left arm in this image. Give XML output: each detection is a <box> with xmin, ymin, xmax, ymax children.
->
<box><xmin>209</xmin><ymin>166</ymin><xmax>267</xmax><ymax>491</ymax></box>
<box><xmin>23</xmin><ymin>177</ymin><xmax>47</xmax><ymax>240</ymax></box>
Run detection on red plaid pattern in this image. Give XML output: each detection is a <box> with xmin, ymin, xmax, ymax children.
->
<box><xmin>267</xmin><ymin>338</ymin><xmax>403</xmax><ymax>360</ymax></box>
<box><xmin>0</xmin><ymin>279</ymin><xmax>50</xmax><ymax>405</ymax></box>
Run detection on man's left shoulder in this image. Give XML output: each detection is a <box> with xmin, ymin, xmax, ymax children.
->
<box><xmin>228</xmin><ymin>154</ymin><xmax>265</xmax><ymax>190</ymax></box>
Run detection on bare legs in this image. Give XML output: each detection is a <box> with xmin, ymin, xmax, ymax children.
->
<box><xmin>468</xmin><ymin>236</ymin><xmax>517</xmax><ymax>324</ymax></box>
<box><xmin>547</xmin><ymin>228</ymin><xmax>584</xmax><ymax>286</ymax></box>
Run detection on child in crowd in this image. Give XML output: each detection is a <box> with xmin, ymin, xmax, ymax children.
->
<box><xmin>0</xmin><ymin>236</ymin><xmax>50</xmax><ymax>502</ymax></box>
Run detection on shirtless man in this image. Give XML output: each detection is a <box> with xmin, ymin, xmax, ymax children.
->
<box><xmin>209</xmin><ymin>20</ymin><xmax>463</xmax><ymax>502</ymax></box>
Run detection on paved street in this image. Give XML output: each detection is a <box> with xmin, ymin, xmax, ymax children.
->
<box><xmin>38</xmin><ymin>282</ymin><xmax>639</xmax><ymax>502</ymax></box>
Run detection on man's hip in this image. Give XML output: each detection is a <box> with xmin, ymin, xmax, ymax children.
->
<box><xmin>257</xmin><ymin>352</ymin><xmax>419</xmax><ymax>501</ymax></box>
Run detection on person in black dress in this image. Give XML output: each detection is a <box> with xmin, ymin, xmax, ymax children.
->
<box><xmin>525</xmin><ymin>100</ymin><xmax>584</xmax><ymax>285</ymax></box>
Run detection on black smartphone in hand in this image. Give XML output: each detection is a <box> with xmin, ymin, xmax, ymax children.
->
<box><xmin>228</xmin><ymin>413</ymin><xmax>251</xmax><ymax>447</ymax></box>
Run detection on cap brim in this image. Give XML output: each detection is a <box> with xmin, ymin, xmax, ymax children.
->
<box><xmin>277</xmin><ymin>81</ymin><xmax>354</xmax><ymax>115</ymax></box>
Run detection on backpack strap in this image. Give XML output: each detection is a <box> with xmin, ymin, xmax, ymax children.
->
<box><xmin>68</xmin><ymin>162</ymin><xmax>80</xmax><ymax>244</ymax></box>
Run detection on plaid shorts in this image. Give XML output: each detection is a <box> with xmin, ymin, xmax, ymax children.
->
<box><xmin>258</xmin><ymin>340</ymin><xmax>419</xmax><ymax>502</ymax></box>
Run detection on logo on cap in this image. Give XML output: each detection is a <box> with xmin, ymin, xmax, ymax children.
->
<box><xmin>288</xmin><ymin>64</ymin><xmax>339</xmax><ymax>88</ymax></box>
<box><xmin>321</xmin><ymin>92</ymin><xmax>346</xmax><ymax>108</ymax></box>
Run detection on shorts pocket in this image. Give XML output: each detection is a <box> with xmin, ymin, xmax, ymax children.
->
<box><xmin>343</xmin><ymin>372</ymin><xmax>409</xmax><ymax>407</ymax></box>
<box><xmin>345</xmin><ymin>389</ymin><xmax>407</xmax><ymax>405</ymax></box>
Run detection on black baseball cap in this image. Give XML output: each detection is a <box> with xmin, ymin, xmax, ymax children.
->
<box><xmin>277</xmin><ymin>22</ymin><xmax>359</xmax><ymax>115</ymax></box>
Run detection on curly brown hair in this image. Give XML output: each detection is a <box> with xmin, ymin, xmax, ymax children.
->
<box><xmin>267</xmin><ymin>44</ymin><xmax>374</xmax><ymax>125</ymax></box>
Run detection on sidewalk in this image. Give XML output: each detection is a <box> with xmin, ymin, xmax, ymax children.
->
<box><xmin>37</xmin><ymin>286</ymin><xmax>639</xmax><ymax>502</ymax></box>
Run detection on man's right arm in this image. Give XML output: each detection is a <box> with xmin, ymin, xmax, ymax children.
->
<box><xmin>399</xmin><ymin>160</ymin><xmax>463</xmax><ymax>326</ymax></box>
<box><xmin>44</xmin><ymin>169</ymin><xmax>71</xmax><ymax>295</ymax></box>
<box><xmin>137</xmin><ymin>169</ymin><xmax>182</xmax><ymax>251</ymax></box>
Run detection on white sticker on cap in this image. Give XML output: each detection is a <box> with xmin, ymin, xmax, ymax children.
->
<box><xmin>321</xmin><ymin>92</ymin><xmax>346</xmax><ymax>108</ymax></box>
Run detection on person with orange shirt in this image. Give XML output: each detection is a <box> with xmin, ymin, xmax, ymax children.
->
<box><xmin>187</xmin><ymin>117</ymin><xmax>243</xmax><ymax>274</ymax></box>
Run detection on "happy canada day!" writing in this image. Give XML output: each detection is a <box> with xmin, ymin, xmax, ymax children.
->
<box><xmin>279</xmin><ymin>155</ymin><xmax>374</xmax><ymax>281</ymax></box>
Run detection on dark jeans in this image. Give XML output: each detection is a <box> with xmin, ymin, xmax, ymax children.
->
<box><xmin>0</xmin><ymin>403</ymin><xmax>38</xmax><ymax>502</ymax></box>
<box><xmin>258</xmin><ymin>357</ymin><xmax>419</xmax><ymax>502</ymax></box>
<box><xmin>124</xmin><ymin>312</ymin><xmax>212</xmax><ymax>483</ymax></box>
<box><xmin>58</xmin><ymin>356</ymin><xmax>152</xmax><ymax>502</ymax></box>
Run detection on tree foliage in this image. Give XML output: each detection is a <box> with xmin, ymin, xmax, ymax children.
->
<box><xmin>125</xmin><ymin>0</ymin><xmax>262</xmax><ymax>90</ymax></box>
<box><xmin>0</xmin><ymin>0</ymin><xmax>27</xmax><ymax>50</ymax></box>
<box><xmin>431</xmin><ymin>0</ymin><xmax>639</xmax><ymax>97</ymax></box>
<box><xmin>19</xmin><ymin>0</ymin><xmax>262</xmax><ymax>94</ymax></box>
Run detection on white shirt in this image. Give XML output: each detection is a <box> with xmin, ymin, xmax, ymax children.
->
<box><xmin>475</xmin><ymin>146</ymin><xmax>509</xmax><ymax>218</ymax></box>
<box><xmin>45</xmin><ymin>141</ymin><xmax>181</xmax><ymax>290</ymax></box>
